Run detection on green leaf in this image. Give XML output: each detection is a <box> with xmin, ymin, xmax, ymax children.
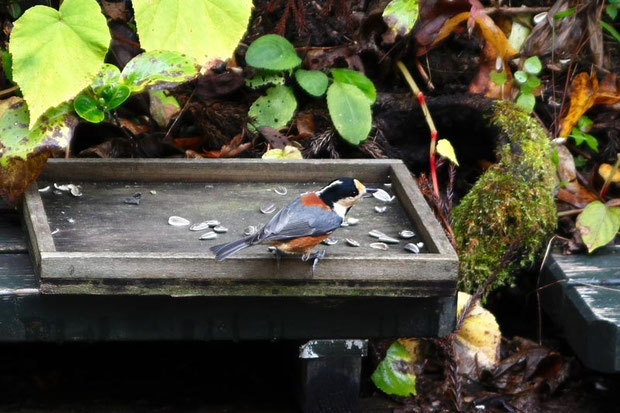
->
<box><xmin>330</xmin><ymin>68</ymin><xmax>376</xmax><ymax>104</ymax></box>
<box><xmin>569</xmin><ymin>128</ymin><xmax>598</xmax><ymax>152</ymax></box>
<box><xmin>382</xmin><ymin>0</ymin><xmax>419</xmax><ymax>37</ymax></box>
<box><xmin>100</xmin><ymin>84</ymin><xmax>131</xmax><ymax>110</ymax></box>
<box><xmin>514</xmin><ymin>70</ymin><xmax>528</xmax><ymax>84</ymax></box>
<box><xmin>601</xmin><ymin>20</ymin><xmax>620</xmax><ymax>44</ymax></box>
<box><xmin>73</xmin><ymin>93</ymin><xmax>105</xmax><ymax>123</ymax></box>
<box><xmin>132</xmin><ymin>0</ymin><xmax>252</xmax><ymax>68</ymax></box>
<box><xmin>371</xmin><ymin>341</ymin><xmax>417</xmax><ymax>397</ymax></box>
<box><xmin>295</xmin><ymin>69</ymin><xmax>329</xmax><ymax>97</ymax></box>
<box><xmin>436</xmin><ymin>139</ymin><xmax>459</xmax><ymax>166</ymax></box>
<box><xmin>327</xmin><ymin>82</ymin><xmax>372</xmax><ymax>145</ymax></box>
<box><xmin>248</xmin><ymin>85</ymin><xmax>297</xmax><ymax>130</ymax></box>
<box><xmin>489</xmin><ymin>71</ymin><xmax>507</xmax><ymax>86</ymax></box>
<box><xmin>121</xmin><ymin>50</ymin><xmax>200</xmax><ymax>93</ymax></box>
<box><xmin>516</xmin><ymin>93</ymin><xmax>536</xmax><ymax>113</ymax></box>
<box><xmin>245</xmin><ymin>34</ymin><xmax>302</xmax><ymax>71</ymax></box>
<box><xmin>9</xmin><ymin>0</ymin><xmax>110</xmax><ymax>128</ymax></box>
<box><xmin>507</xmin><ymin>20</ymin><xmax>531</xmax><ymax>52</ymax></box>
<box><xmin>551</xmin><ymin>148</ymin><xmax>559</xmax><ymax>167</ymax></box>
<box><xmin>554</xmin><ymin>7</ymin><xmax>576</xmax><ymax>19</ymax></box>
<box><xmin>606</xmin><ymin>5</ymin><xmax>618</xmax><ymax>20</ymax></box>
<box><xmin>576</xmin><ymin>201</ymin><xmax>620</xmax><ymax>252</ymax></box>
<box><xmin>246</xmin><ymin>70</ymin><xmax>286</xmax><ymax>89</ymax></box>
<box><xmin>525</xmin><ymin>75</ymin><xmax>541</xmax><ymax>89</ymax></box>
<box><xmin>91</xmin><ymin>64</ymin><xmax>122</xmax><ymax>93</ymax></box>
<box><xmin>1</xmin><ymin>51</ymin><xmax>12</xmax><ymax>82</ymax></box>
<box><xmin>523</xmin><ymin>56</ymin><xmax>542</xmax><ymax>75</ymax></box>
<box><xmin>577</xmin><ymin>115</ymin><xmax>593</xmax><ymax>133</ymax></box>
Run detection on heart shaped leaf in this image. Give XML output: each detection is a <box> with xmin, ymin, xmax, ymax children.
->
<box><xmin>576</xmin><ymin>201</ymin><xmax>620</xmax><ymax>252</ymax></box>
<box><xmin>133</xmin><ymin>0</ymin><xmax>252</xmax><ymax>68</ymax></box>
<box><xmin>9</xmin><ymin>0</ymin><xmax>110</xmax><ymax>128</ymax></box>
<box><xmin>327</xmin><ymin>81</ymin><xmax>372</xmax><ymax>145</ymax></box>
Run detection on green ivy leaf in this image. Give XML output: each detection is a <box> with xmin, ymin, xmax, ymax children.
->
<box><xmin>327</xmin><ymin>81</ymin><xmax>372</xmax><ymax>145</ymax></box>
<box><xmin>9</xmin><ymin>0</ymin><xmax>111</xmax><ymax>128</ymax></box>
<box><xmin>576</xmin><ymin>201</ymin><xmax>620</xmax><ymax>252</ymax></box>
<box><xmin>245</xmin><ymin>70</ymin><xmax>286</xmax><ymax>89</ymax></box>
<box><xmin>577</xmin><ymin>115</ymin><xmax>593</xmax><ymax>133</ymax></box>
<box><xmin>295</xmin><ymin>69</ymin><xmax>329</xmax><ymax>97</ymax></box>
<box><xmin>330</xmin><ymin>68</ymin><xmax>376</xmax><ymax>104</ymax></box>
<box><xmin>436</xmin><ymin>139</ymin><xmax>459</xmax><ymax>166</ymax></box>
<box><xmin>523</xmin><ymin>56</ymin><xmax>542</xmax><ymax>75</ymax></box>
<box><xmin>371</xmin><ymin>341</ymin><xmax>417</xmax><ymax>397</ymax></box>
<box><xmin>0</xmin><ymin>97</ymin><xmax>77</xmax><ymax>204</ymax></box>
<box><xmin>132</xmin><ymin>0</ymin><xmax>252</xmax><ymax>68</ymax></box>
<box><xmin>489</xmin><ymin>71</ymin><xmax>507</xmax><ymax>86</ymax></box>
<box><xmin>121</xmin><ymin>50</ymin><xmax>200</xmax><ymax>93</ymax></box>
<box><xmin>514</xmin><ymin>70</ymin><xmax>528</xmax><ymax>85</ymax></box>
<box><xmin>248</xmin><ymin>85</ymin><xmax>297</xmax><ymax>130</ymax></box>
<box><xmin>569</xmin><ymin>128</ymin><xmax>598</xmax><ymax>152</ymax></box>
<box><xmin>516</xmin><ymin>93</ymin><xmax>536</xmax><ymax>113</ymax></box>
<box><xmin>73</xmin><ymin>93</ymin><xmax>105</xmax><ymax>123</ymax></box>
<box><xmin>246</xmin><ymin>34</ymin><xmax>302</xmax><ymax>71</ymax></box>
<box><xmin>382</xmin><ymin>0</ymin><xmax>419</xmax><ymax>37</ymax></box>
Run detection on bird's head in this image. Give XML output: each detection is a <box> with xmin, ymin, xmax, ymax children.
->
<box><xmin>317</xmin><ymin>178</ymin><xmax>378</xmax><ymax>218</ymax></box>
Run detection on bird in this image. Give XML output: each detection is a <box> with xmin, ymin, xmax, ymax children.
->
<box><xmin>210</xmin><ymin>178</ymin><xmax>378</xmax><ymax>270</ymax></box>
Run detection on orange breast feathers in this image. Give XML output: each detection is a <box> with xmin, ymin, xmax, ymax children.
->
<box><xmin>271</xmin><ymin>234</ymin><xmax>330</xmax><ymax>254</ymax></box>
<box><xmin>300</xmin><ymin>192</ymin><xmax>331</xmax><ymax>210</ymax></box>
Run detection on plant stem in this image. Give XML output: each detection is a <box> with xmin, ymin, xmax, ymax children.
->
<box><xmin>557</xmin><ymin>198</ymin><xmax>620</xmax><ymax>217</ymax></box>
<box><xmin>396</xmin><ymin>60</ymin><xmax>440</xmax><ymax>197</ymax></box>
<box><xmin>600</xmin><ymin>154</ymin><xmax>620</xmax><ymax>199</ymax></box>
<box><xmin>0</xmin><ymin>85</ymin><xmax>19</xmax><ymax>97</ymax></box>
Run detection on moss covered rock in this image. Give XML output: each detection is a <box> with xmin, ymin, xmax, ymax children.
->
<box><xmin>452</xmin><ymin>101</ymin><xmax>556</xmax><ymax>293</ymax></box>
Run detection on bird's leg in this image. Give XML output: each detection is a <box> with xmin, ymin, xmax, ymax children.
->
<box><xmin>275</xmin><ymin>248</ymin><xmax>282</xmax><ymax>270</ymax></box>
<box><xmin>306</xmin><ymin>249</ymin><xmax>326</xmax><ymax>274</ymax></box>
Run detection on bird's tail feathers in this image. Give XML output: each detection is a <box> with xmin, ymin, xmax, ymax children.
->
<box><xmin>210</xmin><ymin>234</ymin><xmax>258</xmax><ymax>260</ymax></box>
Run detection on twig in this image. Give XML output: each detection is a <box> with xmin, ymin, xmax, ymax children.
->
<box><xmin>164</xmin><ymin>88</ymin><xmax>195</xmax><ymax>142</ymax></box>
<box><xmin>0</xmin><ymin>85</ymin><xmax>18</xmax><ymax>97</ymax></box>
<box><xmin>483</xmin><ymin>6</ymin><xmax>550</xmax><ymax>15</ymax></box>
<box><xmin>557</xmin><ymin>199</ymin><xmax>620</xmax><ymax>217</ymax></box>
<box><xmin>396</xmin><ymin>60</ymin><xmax>440</xmax><ymax>197</ymax></box>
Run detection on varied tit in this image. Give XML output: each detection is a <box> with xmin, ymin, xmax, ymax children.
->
<box><xmin>210</xmin><ymin>178</ymin><xmax>378</xmax><ymax>270</ymax></box>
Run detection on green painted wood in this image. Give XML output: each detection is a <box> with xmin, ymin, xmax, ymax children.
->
<box><xmin>542</xmin><ymin>245</ymin><xmax>620</xmax><ymax>373</ymax></box>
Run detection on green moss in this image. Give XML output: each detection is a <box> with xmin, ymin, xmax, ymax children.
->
<box><xmin>452</xmin><ymin>101</ymin><xmax>556</xmax><ymax>293</ymax></box>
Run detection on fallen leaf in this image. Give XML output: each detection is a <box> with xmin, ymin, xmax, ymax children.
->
<box><xmin>453</xmin><ymin>292</ymin><xmax>501</xmax><ymax>379</ymax></box>
<box><xmin>468</xmin><ymin>42</ymin><xmax>512</xmax><ymax>98</ymax></box>
<box><xmin>371</xmin><ymin>341</ymin><xmax>417</xmax><ymax>397</ymax></box>
<box><xmin>257</xmin><ymin>126</ymin><xmax>291</xmax><ymax>149</ymax></box>
<box><xmin>555</xmin><ymin>145</ymin><xmax>598</xmax><ymax>208</ymax></box>
<box><xmin>576</xmin><ymin>201</ymin><xmax>620</xmax><ymax>252</ymax></box>
<box><xmin>149</xmin><ymin>90</ymin><xmax>180</xmax><ymax>128</ymax></box>
<box><xmin>295</xmin><ymin>113</ymin><xmax>315</xmax><ymax>139</ymax></box>
<box><xmin>599</xmin><ymin>163</ymin><xmax>620</xmax><ymax>183</ymax></box>
<box><xmin>262</xmin><ymin>145</ymin><xmax>303</xmax><ymax>159</ymax></box>
<box><xmin>203</xmin><ymin>133</ymin><xmax>251</xmax><ymax>158</ymax></box>
<box><xmin>594</xmin><ymin>73</ymin><xmax>620</xmax><ymax>105</ymax></box>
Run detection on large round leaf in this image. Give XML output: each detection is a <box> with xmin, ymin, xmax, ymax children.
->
<box><xmin>133</xmin><ymin>0</ymin><xmax>252</xmax><ymax>68</ymax></box>
<box><xmin>246</xmin><ymin>34</ymin><xmax>301</xmax><ymax>71</ymax></box>
<box><xmin>327</xmin><ymin>82</ymin><xmax>372</xmax><ymax>145</ymax></box>
<box><xmin>248</xmin><ymin>85</ymin><xmax>297</xmax><ymax>130</ymax></box>
<box><xmin>9</xmin><ymin>0</ymin><xmax>110</xmax><ymax>128</ymax></box>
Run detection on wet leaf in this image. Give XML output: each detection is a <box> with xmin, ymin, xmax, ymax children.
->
<box><xmin>9</xmin><ymin>0</ymin><xmax>110</xmax><ymax>128</ymax></box>
<box><xmin>73</xmin><ymin>93</ymin><xmax>105</xmax><ymax>123</ymax></box>
<box><xmin>454</xmin><ymin>292</ymin><xmax>501</xmax><ymax>378</ymax></box>
<box><xmin>248</xmin><ymin>85</ymin><xmax>297</xmax><ymax>130</ymax></box>
<box><xmin>576</xmin><ymin>201</ymin><xmax>620</xmax><ymax>252</ymax></box>
<box><xmin>149</xmin><ymin>90</ymin><xmax>180</xmax><ymax>128</ymax></box>
<box><xmin>262</xmin><ymin>145</ymin><xmax>303</xmax><ymax>159</ymax></box>
<box><xmin>382</xmin><ymin>0</ymin><xmax>420</xmax><ymax>37</ymax></box>
<box><xmin>121</xmin><ymin>50</ymin><xmax>200</xmax><ymax>93</ymax></box>
<box><xmin>371</xmin><ymin>341</ymin><xmax>417</xmax><ymax>397</ymax></box>
<box><xmin>327</xmin><ymin>82</ymin><xmax>372</xmax><ymax>146</ymax></box>
<box><xmin>330</xmin><ymin>68</ymin><xmax>376</xmax><ymax>104</ymax></box>
<box><xmin>294</xmin><ymin>69</ymin><xmax>328</xmax><ymax>97</ymax></box>
<box><xmin>133</xmin><ymin>0</ymin><xmax>252</xmax><ymax>68</ymax></box>
<box><xmin>245</xmin><ymin>34</ymin><xmax>301</xmax><ymax>71</ymax></box>
<box><xmin>0</xmin><ymin>97</ymin><xmax>77</xmax><ymax>204</ymax></box>
<box><xmin>436</xmin><ymin>139</ymin><xmax>459</xmax><ymax>166</ymax></box>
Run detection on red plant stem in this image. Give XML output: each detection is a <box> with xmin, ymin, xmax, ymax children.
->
<box><xmin>397</xmin><ymin>61</ymin><xmax>440</xmax><ymax>196</ymax></box>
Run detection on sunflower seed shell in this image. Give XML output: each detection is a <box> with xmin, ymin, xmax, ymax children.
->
<box><xmin>168</xmin><ymin>216</ymin><xmax>190</xmax><ymax>226</ymax></box>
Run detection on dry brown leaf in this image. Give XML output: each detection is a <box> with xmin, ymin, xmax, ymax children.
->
<box><xmin>594</xmin><ymin>73</ymin><xmax>620</xmax><ymax>105</ymax></box>
<box><xmin>558</xmin><ymin>73</ymin><xmax>597</xmax><ymax>137</ymax></box>
<box><xmin>468</xmin><ymin>42</ymin><xmax>513</xmax><ymax>98</ymax></box>
<box><xmin>295</xmin><ymin>113</ymin><xmax>315</xmax><ymax>139</ymax></box>
<box><xmin>202</xmin><ymin>133</ymin><xmax>251</xmax><ymax>158</ymax></box>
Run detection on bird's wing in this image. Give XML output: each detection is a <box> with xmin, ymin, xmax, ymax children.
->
<box><xmin>256</xmin><ymin>197</ymin><xmax>342</xmax><ymax>242</ymax></box>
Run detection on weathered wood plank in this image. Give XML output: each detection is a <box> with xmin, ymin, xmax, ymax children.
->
<box><xmin>0</xmin><ymin>211</ymin><xmax>27</xmax><ymax>253</ymax></box>
<box><xmin>25</xmin><ymin>159</ymin><xmax>458</xmax><ymax>297</ymax></box>
<box><xmin>0</xmin><ymin>253</ymin><xmax>37</xmax><ymax>291</ymax></box>
<box><xmin>542</xmin><ymin>245</ymin><xmax>620</xmax><ymax>373</ymax></box>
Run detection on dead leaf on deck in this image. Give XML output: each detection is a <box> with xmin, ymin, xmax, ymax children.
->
<box><xmin>559</xmin><ymin>73</ymin><xmax>620</xmax><ymax>137</ymax></box>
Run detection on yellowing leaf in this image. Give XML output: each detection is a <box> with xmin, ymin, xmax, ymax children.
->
<box><xmin>453</xmin><ymin>292</ymin><xmax>501</xmax><ymax>378</ymax></box>
<box><xmin>9</xmin><ymin>0</ymin><xmax>111</xmax><ymax>128</ymax></box>
<box><xmin>133</xmin><ymin>0</ymin><xmax>252</xmax><ymax>68</ymax></box>
<box><xmin>436</xmin><ymin>139</ymin><xmax>459</xmax><ymax>166</ymax></box>
<box><xmin>262</xmin><ymin>145</ymin><xmax>303</xmax><ymax>159</ymax></box>
<box><xmin>559</xmin><ymin>73</ymin><xmax>597</xmax><ymax>137</ymax></box>
<box><xmin>576</xmin><ymin>201</ymin><xmax>620</xmax><ymax>253</ymax></box>
<box><xmin>599</xmin><ymin>163</ymin><xmax>620</xmax><ymax>183</ymax></box>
